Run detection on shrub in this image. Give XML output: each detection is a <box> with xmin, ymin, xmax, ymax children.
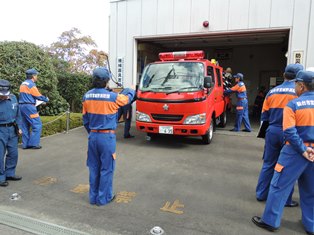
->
<box><xmin>0</xmin><ymin>41</ymin><xmax>69</xmax><ymax>115</ymax></box>
<box><xmin>41</xmin><ymin>113</ymin><xmax>83</xmax><ymax>137</ymax></box>
<box><xmin>57</xmin><ymin>72</ymin><xmax>92</xmax><ymax>112</ymax></box>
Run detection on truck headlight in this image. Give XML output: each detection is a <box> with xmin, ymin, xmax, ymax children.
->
<box><xmin>136</xmin><ymin>111</ymin><xmax>152</xmax><ymax>122</ymax></box>
<box><xmin>183</xmin><ymin>113</ymin><xmax>206</xmax><ymax>124</ymax></box>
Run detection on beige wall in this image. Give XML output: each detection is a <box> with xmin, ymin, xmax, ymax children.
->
<box><xmin>110</xmin><ymin>0</ymin><xmax>313</xmax><ymax>113</ymax></box>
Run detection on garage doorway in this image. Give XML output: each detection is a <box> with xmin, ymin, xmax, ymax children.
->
<box><xmin>135</xmin><ymin>29</ymin><xmax>289</xmax><ymax>107</ymax></box>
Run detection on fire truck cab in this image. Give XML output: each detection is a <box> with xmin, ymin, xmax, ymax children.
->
<box><xmin>136</xmin><ymin>50</ymin><xmax>230</xmax><ymax>144</ymax></box>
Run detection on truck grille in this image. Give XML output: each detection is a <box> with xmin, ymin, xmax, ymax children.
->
<box><xmin>151</xmin><ymin>114</ymin><xmax>183</xmax><ymax>121</ymax></box>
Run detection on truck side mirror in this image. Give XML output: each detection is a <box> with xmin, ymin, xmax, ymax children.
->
<box><xmin>204</xmin><ymin>76</ymin><xmax>213</xmax><ymax>88</ymax></box>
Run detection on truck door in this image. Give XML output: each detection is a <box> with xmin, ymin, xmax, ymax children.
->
<box><xmin>207</xmin><ymin>66</ymin><xmax>214</xmax><ymax>87</ymax></box>
<box><xmin>207</xmin><ymin>65</ymin><xmax>223</xmax><ymax>117</ymax></box>
<box><xmin>214</xmin><ymin>67</ymin><xmax>224</xmax><ymax>115</ymax></box>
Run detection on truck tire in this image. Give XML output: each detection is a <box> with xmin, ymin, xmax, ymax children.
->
<box><xmin>217</xmin><ymin>110</ymin><xmax>227</xmax><ymax>127</ymax></box>
<box><xmin>202</xmin><ymin>118</ymin><xmax>214</xmax><ymax>144</ymax></box>
<box><xmin>146</xmin><ymin>133</ymin><xmax>157</xmax><ymax>141</ymax></box>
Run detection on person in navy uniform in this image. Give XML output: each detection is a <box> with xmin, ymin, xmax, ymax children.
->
<box><xmin>252</xmin><ymin>70</ymin><xmax>314</xmax><ymax>234</ymax></box>
<box><xmin>117</xmin><ymin>104</ymin><xmax>134</xmax><ymax>138</ymax></box>
<box><xmin>252</xmin><ymin>88</ymin><xmax>265</xmax><ymax>119</ymax></box>
<box><xmin>117</xmin><ymin>92</ymin><xmax>137</xmax><ymax>138</ymax></box>
<box><xmin>19</xmin><ymin>69</ymin><xmax>49</xmax><ymax>149</ymax></box>
<box><xmin>82</xmin><ymin>67</ymin><xmax>135</xmax><ymax>206</ymax></box>
<box><xmin>224</xmin><ymin>73</ymin><xmax>251</xmax><ymax>132</ymax></box>
<box><xmin>255</xmin><ymin>63</ymin><xmax>303</xmax><ymax>206</ymax></box>
<box><xmin>0</xmin><ymin>79</ymin><xmax>22</xmax><ymax>187</ymax></box>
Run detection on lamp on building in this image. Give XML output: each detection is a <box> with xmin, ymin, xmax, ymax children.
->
<box><xmin>203</xmin><ymin>21</ymin><xmax>209</xmax><ymax>28</ymax></box>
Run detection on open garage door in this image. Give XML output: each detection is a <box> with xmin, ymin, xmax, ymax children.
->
<box><xmin>136</xmin><ymin>29</ymin><xmax>289</xmax><ymax>112</ymax></box>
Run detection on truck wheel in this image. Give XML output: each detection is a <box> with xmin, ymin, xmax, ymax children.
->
<box><xmin>146</xmin><ymin>133</ymin><xmax>157</xmax><ymax>141</ymax></box>
<box><xmin>217</xmin><ymin>111</ymin><xmax>227</xmax><ymax>127</ymax></box>
<box><xmin>202</xmin><ymin>118</ymin><xmax>214</xmax><ymax>144</ymax></box>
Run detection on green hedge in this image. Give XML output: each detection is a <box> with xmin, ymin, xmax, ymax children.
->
<box><xmin>41</xmin><ymin>113</ymin><xmax>83</xmax><ymax>137</ymax></box>
<box><xmin>0</xmin><ymin>41</ymin><xmax>69</xmax><ymax>115</ymax></box>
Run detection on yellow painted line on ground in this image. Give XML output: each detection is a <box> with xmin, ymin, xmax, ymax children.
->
<box><xmin>33</xmin><ymin>176</ymin><xmax>57</xmax><ymax>186</ymax></box>
<box><xmin>115</xmin><ymin>191</ymin><xmax>136</xmax><ymax>203</ymax></box>
<box><xmin>70</xmin><ymin>184</ymin><xmax>90</xmax><ymax>193</ymax></box>
<box><xmin>160</xmin><ymin>200</ymin><xmax>184</xmax><ymax>214</ymax></box>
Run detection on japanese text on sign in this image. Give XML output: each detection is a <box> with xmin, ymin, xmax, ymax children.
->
<box><xmin>293</xmin><ymin>51</ymin><xmax>303</xmax><ymax>64</ymax></box>
<box><xmin>117</xmin><ymin>57</ymin><xmax>124</xmax><ymax>86</ymax></box>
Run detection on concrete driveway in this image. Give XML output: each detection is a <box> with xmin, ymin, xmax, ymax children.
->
<box><xmin>0</xmin><ymin>119</ymin><xmax>305</xmax><ymax>235</ymax></box>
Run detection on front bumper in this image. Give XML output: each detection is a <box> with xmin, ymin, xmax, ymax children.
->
<box><xmin>136</xmin><ymin>122</ymin><xmax>208</xmax><ymax>136</ymax></box>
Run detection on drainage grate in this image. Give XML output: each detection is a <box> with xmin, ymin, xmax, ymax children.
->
<box><xmin>0</xmin><ymin>210</ymin><xmax>91</xmax><ymax>235</ymax></box>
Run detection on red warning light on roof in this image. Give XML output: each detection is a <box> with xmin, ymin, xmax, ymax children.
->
<box><xmin>159</xmin><ymin>50</ymin><xmax>205</xmax><ymax>61</ymax></box>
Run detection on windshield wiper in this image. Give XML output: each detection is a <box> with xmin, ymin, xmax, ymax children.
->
<box><xmin>140</xmin><ymin>86</ymin><xmax>173</xmax><ymax>93</ymax></box>
<box><xmin>140</xmin><ymin>88</ymin><xmax>158</xmax><ymax>93</ymax></box>
<box><xmin>157</xmin><ymin>86</ymin><xmax>173</xmax><ymax>90</ymax></box>
<box><xmin>143</xmin><ymin>74</ymin><xmax>155</xmax><ymax>88</ymax></box>
<box><xmin>161</xmin><ymin>67</ymin><xmax>176</xmax><ymax>86</ymax></box>
<box><xmin>166</xmin><ymin>86</ymin><xmax>201</xmax><ymax>94</ymax></box>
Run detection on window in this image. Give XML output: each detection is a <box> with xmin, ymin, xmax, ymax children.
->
<box><xmin>207</xmin><ymin>66</ymin><xmax>214</xmax><ymax>84</ymax></box>
<box><xmin>139</xmin><ymin>62</ymin><xmax>204</xmax><ymax>92</ymax></box>
<box><xmin>215</xmin><ymin>68</ymin><xmax>222</xmax><ymax>86</ymax></box>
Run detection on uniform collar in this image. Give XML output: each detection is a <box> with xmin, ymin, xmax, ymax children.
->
<box><xmin>300</xmin><ymin>91</ymin><xmax>314</xmax><ymax>97</ymax></box>
<box><xmin>0</xmin><ymin>95</ymin><xmax>10</xmax><ymax>101</ymax></box>
<box><xmin>283</xmin><ymin>80</ymin><xmax>295</xmax><ymax>83</ymax></box>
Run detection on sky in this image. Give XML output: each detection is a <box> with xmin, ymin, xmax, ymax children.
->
<box><xmin>0</xmin><ymin>0</ymin><xmax>110</xmax><ymax>52</ymax></box>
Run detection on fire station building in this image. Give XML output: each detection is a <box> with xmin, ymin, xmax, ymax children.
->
<box><xmin>109</xmin><ymin>0</ymin><xmax>314</xmax><ymax>105</ymax></box>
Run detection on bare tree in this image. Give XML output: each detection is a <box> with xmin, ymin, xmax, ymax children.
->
<box><xmin>49</xmin><ymin>28</ymin><xmax>108</xmax><ymax>73</ymax></box>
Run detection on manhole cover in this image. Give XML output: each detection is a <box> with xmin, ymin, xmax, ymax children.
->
<box><xmin>150</xmin><ymin>226</ymin><xmax>164</xmax><ymax>235</ymax></box>
<box><xmin>10</xmin><ymin>193</ymin><xmax>21</xmax><ymax>201</ymax></box>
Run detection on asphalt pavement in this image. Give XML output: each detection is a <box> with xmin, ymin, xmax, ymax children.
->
<box><xmin>0</xmin><ymin>116</ymin><xmax>306</xmax><ymax>235</ymax></box>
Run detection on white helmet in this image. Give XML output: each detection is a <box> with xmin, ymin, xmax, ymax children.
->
<box><xmin>306</xmin><ymin>67</ymin><xmax>314</xmax><ymax>72</ymax></box>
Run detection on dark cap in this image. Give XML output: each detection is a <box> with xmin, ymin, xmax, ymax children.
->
<box><xmin>295</xmin><ymin>70</ymin><xmax>314</xmax><ymax>83</ymax></box>
<box><xmin>26</xmin><ymin>68</ymin><xmax>39</xmax><ymax>76</ymax></box>
<box><xmin>0</xmin><ymin>79</ymin><xmax>11</xmax><ymax>96</ymax></box>
<box><xmin>233</xmin><ymin>73</ymin><xmax>244</xmax><ymax>80</ymax></box>
<box><xmin>284</xmin><ymin>64</ymin><xmax>303</xmax><ymax>78</ymax></box>
<box><xmin>92</xmin><ymin>67</ymin><xmax>111</xmax><ymax>81</ymax></box>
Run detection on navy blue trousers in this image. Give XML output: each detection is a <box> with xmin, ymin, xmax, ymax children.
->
<box><xmin>20</xmin><ymin>104</ymin><xmax>42</xmax><ymax>148</ymax></box>
<box><xmin>262</xmin><ymin>145</ymin><xmax>314</xmax><ymax>232</ymax></box>
<box><xmin>118</xmin><ymin>104</ymin><xmax>132</xmax><ymax>137</ymax></box>
<box><xmin>0</xmin><ymin>126</ymin><xmax>18</xmax><ymax>182</ymax></box>
<box><xmin>256</xmin><ymin>126</ymin><xmax>294</xmax><ymax>204</ymax></box>
<box><xmin>87</xmin><ymin>132</ymin><xmax>116</xmax><ymax>205</ymax></box>
<box><xmin>234</xmin><ymin>99</ymin><xmax>251</xmax><ymax>131</ymax></box>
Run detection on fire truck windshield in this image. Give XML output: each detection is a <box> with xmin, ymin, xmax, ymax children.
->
<box><xmin>140</xmin><ymin>62</ymin><xmax>204</xmax><ymax>93</ymax></box>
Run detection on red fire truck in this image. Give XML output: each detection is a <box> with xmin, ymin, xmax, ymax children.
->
<box><xmin>136</xmin><ymin>50</ymin><xmax>230</xmax><ymax>144</ymax></box>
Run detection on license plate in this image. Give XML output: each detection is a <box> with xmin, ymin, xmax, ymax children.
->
<box><xmin>159</xmin><ymin>126</ymin><xmax>173</xmax><ymax>134</ymax></box>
